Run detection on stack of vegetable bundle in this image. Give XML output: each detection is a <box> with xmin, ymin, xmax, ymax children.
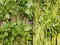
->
<box><xmin>33</xmin><ymin>0</ymin><xmax>60</xmax><ymax>45</ymax></box>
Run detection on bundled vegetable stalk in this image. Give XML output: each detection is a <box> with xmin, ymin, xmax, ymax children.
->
<box><xmin>33</xmin><ymin>0</ymin><xmax>60</xmax><ymax>45</ymax></box>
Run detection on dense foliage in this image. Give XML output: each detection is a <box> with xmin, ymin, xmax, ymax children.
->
<box><xmin>0</xmin><ymin>0</ymin><xmax>33</xmax><ymax>20</ymax></box>
<box><xmin>0</xmin><ymin>20</ymin><xmax>32</xmax><ymax>45</ymax></box>
<box><xmin>33</xmin><ymin>0</ymin><xmax>60</xmax><ymax>45</ymax></box>
<box><xmin>0</xmin><ymin>0</ymin><xmax>60</xmax><ymax>45</ymax></box>
<box><xmin>0</xmin><ymin>0</ymin><xmax>33</xmax><ymax>45</ymax></box>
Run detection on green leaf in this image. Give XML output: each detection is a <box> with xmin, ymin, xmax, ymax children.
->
<box><xmin>12</xmin><ymin>29</ymin><xmax>18</xmax><ymax>36</ymax></box>
<box><xmin>0</xmin><ymin>35</ymin><xmax>4</xmax><ymax>38</ymax></box>
<box><xmin>43</xmin><ymin>15</ymin><xmax>49</xmax><ymax>21</ymax></box>
<box><xmin>0</xmin><ymin>43</ymin><xmax>2</xmax><ymax>45</ymax></box>
<box><xmin>4</xmin><ymin>32</ymin><xmax>8</xmax><ymax>36</ymax></box>
<box><xmin>0</xmin><ymin>27</ymin><xmax>4</xmax><ymax>32</ymax></box>
<box><xmin>25</xmin><ymin>26</ymin><xmax>32</xmax><ymax>31</ymax></box>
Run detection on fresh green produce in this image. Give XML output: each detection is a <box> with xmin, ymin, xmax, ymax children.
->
<box><xmin>0</xmin><ymin>0</ymin><xmax>60</xmax><ymax>45</ymax></box>
<box><xmin>0</xmin><ymin>0</ymin><xmax>32</xmax><ymax>45</ymax></box>
<box><xmin>0</xmin><ymin>20</ymin><xmax>32</xmax><ymax>45</ymax></box>
<box><xmin>33</xmin><ymin>0</ymin><xmax>60</xmax><ymax>45</ymax></box>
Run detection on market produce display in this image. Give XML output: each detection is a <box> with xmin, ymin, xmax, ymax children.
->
<box><xmin>33</xmin><ymin>0</ymin><xmax>60</xmax><ymax>45</ymax></box>
<box><xmin>0</xmin><ymin>0</ymin><xmax>60</xmax><ymax>45</ymax></box>
<box><xmin>0</xmin><ymin>0</ymin><xmax>32</xmax><ymax>45</ymax></box>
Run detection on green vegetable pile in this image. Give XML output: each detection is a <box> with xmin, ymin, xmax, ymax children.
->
<box><xmin>0</xmin><ymin>0</ymin><xmax>60</xmax><ymax>45</ymax></box>
<box><xmin>33</xmin><ymin>0</ymin><xmax>60</xmax><ymax>45</ymax></box>
<box><xmin>0</xmin><ymin>20</ymin><xmax>32</xmax><ymax>45</ymax></box>
<box><xmin>0</xmin><ymin>0</ymin><xmax>32</xmax><ymax>45</ymax></box>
